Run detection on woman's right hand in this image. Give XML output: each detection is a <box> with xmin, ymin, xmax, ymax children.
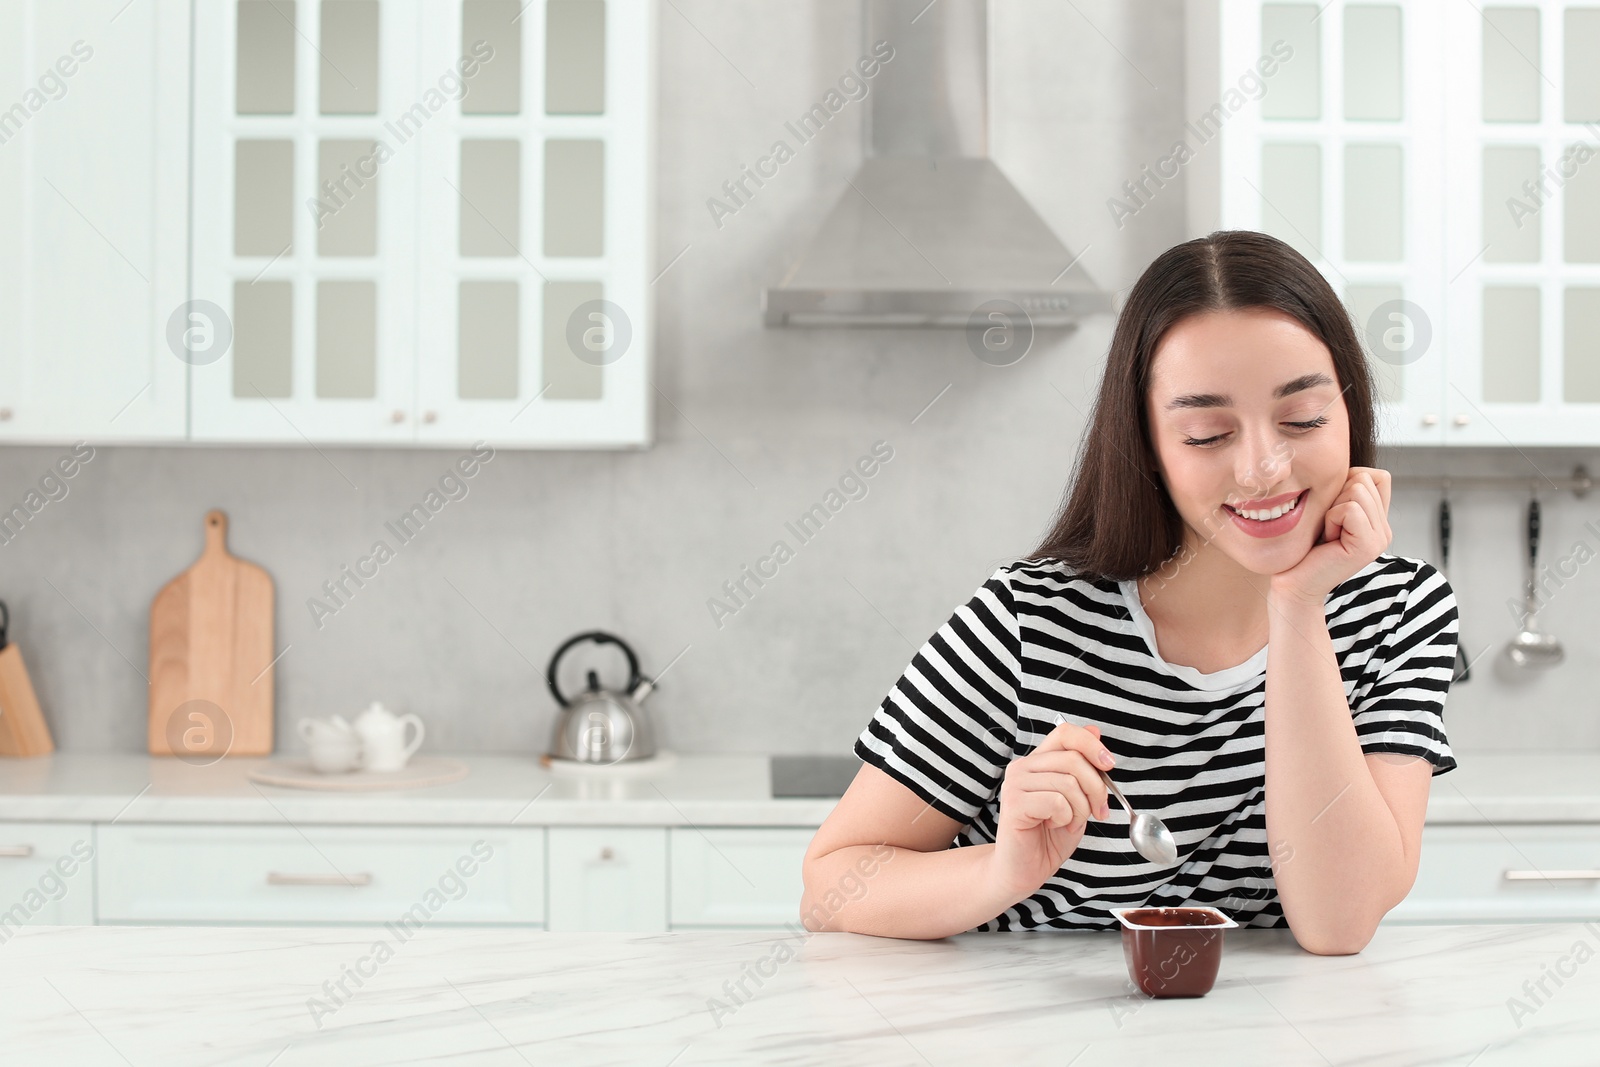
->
<box><xmin>986</xmin><ymin>720</ymin><xmax>1116</xmax><ymax>903</ymax></box>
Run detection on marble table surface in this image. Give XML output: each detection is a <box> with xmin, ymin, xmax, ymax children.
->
<box><xmin>4</xmin><ymin>920</ymin><xmax>1597</xmax><ymax>1065</ymax></box>
<box><xmin>2</xmin><ymin>749</ymin><xmax>1598</xmax><ymax>826</ymax></box>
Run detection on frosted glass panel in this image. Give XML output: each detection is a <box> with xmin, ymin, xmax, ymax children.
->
<box><xmin>544</xmin><ymin>140</ymin><xmax>605</xmax><ymax>256</ymax></box>
<box><xmin>547</xmin><ymin>0</ymin><xmax>606</xmax><ymax>114</ymax></box>
<box><xmin>317</xmin><ymin>140</ymin><xmax>380</xmax><ymax>256</ymax></box>
<box><xmin>1482</xmin><ymin>146</ymin><xmax>1541</xmax><ymax>262</ymax></box>
<box><xmin>1260</xmin><ymin>5</ymin><xmax>1320</xmax><ymax>119</ymax></box>
<box><xmin>1344</xmin><ymin>6</ymin><xmax>1402</xmax><ymax>120</ymax></box>
<box><xmin>1565</xmin><ymin>288</ymin><xmax>1600</xmax><ymax>402</ymax></box>
<box><xmin>1260</xmin><ymin>143</ymin><xmax>1322</xmax><ymax>259</ymax></box>
<box><xmin>1346</xmin><ymin>284</ymin><xmax>1404</xmax><ymax>404</ymax></box>
<box><xmin>1344</xmin><ymin>144</ymin><xmax>1403</xmax><ymax>261</ymax></box>
<box><xmin>236</xmin><ymin>0</ymin><xmax>296</xmax><ymax>114</ymax></box>
<box><xmin>1566</xmin><ymin>9</ymin><xmax>1600</xmax><ymax>122</ymax></box>
<box><xmin>319</xmin><ymin>0</ymin><xmax>379</xmax><ymax>115</ymax></box>
<box><xmin>543</xmin><ymin>281</ymin><xmax>603</xmax><ymax>400</ymax></box>
<box><xmin>1566</xmin><ymin>144</ymin><xmax>1600</xmax><ymax>262</ymax></box>
<box><xmin>458</xmin><ymin>281</ymin><xmax>519</xmax><ymax>399</ymax></box>
<box><xmin>1482</xmin><ymin>286</ymin><xmax>1540</xmax><ymax>403</ymax></box>
<box><xmin>1482</xmin><ymin>7</ymin><xmax>1541</xmax><ymax>122</ymax></box>
<box><xmin>233</xmin><ymin>280</ymin><xmax>293</xmax><ymax>398</ymax></box>
<box><xmin>462</xmin><ymin>0</ymin><xmax>522</xmax><ymax>114</ymax></box>
<box><xmin>459</xmin><ymin>140</ymin><xmax>521</xmax><ymax>256</ymax></box>
<box><xmin>316</xmin><ymin>280</ymin><xmax>377</xmax><ymax>398</ymax></box>
<box><xmin>234</xmin><ymin>140</ymin><xmax>294</xmax><ymax>256</ymax></box>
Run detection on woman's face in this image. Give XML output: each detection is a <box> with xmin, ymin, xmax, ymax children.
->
<box><xmin>1144</xmin><ymin>306</ymin><xmax>1352</xmax><ymax>577</ymax></box>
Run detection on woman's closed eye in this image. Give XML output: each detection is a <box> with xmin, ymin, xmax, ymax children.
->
<box><xmin>1181</xmin><ymin>414</ymin><xmax>1330</xmax><ymax>447</ymax></box>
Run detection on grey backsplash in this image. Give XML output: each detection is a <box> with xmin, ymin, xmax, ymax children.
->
<box><xmin>2</xmin><ymin>2</ymin><xmax>1596</xmax><ymax>756</ymax></box>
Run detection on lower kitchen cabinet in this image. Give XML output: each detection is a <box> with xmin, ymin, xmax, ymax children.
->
<box><xmin>1387</xmin><ymin>824</ymin><xmax>1600</xmax><ymax>924</ymax></box>
<box><xmin>96</xmin><ymin>824</ymin><xmax>545</xmax><ymax>926</ymax></box>
<box><xmin>0</xmin><ymin>823</ymin><xmax>97</xmax><ymax>932</ymax></box>
<box><xmin>546</xmin><ymin>827</ymin><xmax>668</xmax><ymax>932</ymax></box>
<box><xmin>669</xmin><ymin>827</ymin><xmax>812</xmax><ymax>929</ymax></box>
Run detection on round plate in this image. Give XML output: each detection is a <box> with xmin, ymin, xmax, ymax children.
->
<box><xmin>247</xmin><ymin>756</ymin><xmax>470</xmax><ymax>791</ymax></box>
<box><xmin>539</xmin><ymin>749</ymin><xmax>677</xmax><ymax>776</ymax></box>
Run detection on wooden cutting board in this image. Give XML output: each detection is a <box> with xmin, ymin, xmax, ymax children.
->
<box><xmin>148</xmin><ymin>510</ymin><xmax>275</xmax><ymax>758</ymax></box>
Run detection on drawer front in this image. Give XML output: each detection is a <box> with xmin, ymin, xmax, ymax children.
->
<box><xmin>547</xmin><ymin>827</ymin><xmax>667</xmax><ymax>932</ymax></box>
<box><xmin>0</xmin><ymin>823</ymin><xmax>96</xmax><ymax>932</ymax></box>
<box><xmin>1389</xmin><ymin>824</ymin><xmax>1600</xmax><ymax>922</ymax></box>
<box><xmin>669</xmin><ymin>827</ymin><xmax>812</xmax><ymax>928</ymax></box>
<box><xmin>97</xmin><ymin>824</ymin><xmax>544</xmax><ymax>925</ymax></box>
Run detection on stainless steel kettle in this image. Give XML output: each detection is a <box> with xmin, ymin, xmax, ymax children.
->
<box><xmin>544</xmin><ymin>630</ymin><xmax>657</xmax><ymax>763</ymax></box>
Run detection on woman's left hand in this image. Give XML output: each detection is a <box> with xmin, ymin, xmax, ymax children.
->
<box><xmin>1270</xmin><ymin>466</ymin><xmax>1393</xmax><ymax>606</ymax></box>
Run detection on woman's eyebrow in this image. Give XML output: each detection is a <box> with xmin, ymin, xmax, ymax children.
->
<box><xmin>1164</xmin><ymin>372</ymin><xmax>1335</xmax><ymax>411</ymax></box>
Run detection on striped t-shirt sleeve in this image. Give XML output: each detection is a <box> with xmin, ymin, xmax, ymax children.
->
<box><xmin>853</xmin><ymin>566</ymin><xmax>1021</xmax><ymax>824</ymax></box>
<box><xmin>1351</xmin><ymin>560</ymin><xmax>1459</xmax><ymax>775</ymax></box>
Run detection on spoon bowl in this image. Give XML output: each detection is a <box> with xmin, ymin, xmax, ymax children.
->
<box><xmin>1098</xmin><ymin>767</ymin><xmax>1179</xmax><ymax>866</ymax></box>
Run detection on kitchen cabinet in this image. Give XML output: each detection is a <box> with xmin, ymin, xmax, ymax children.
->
<box><xmin>546</xmin><ymin>826</ymin><xmax>668</xmax><ymax>932</ymax></box>
<box><xmin>96</xmin><ymin>823</ymin><xmax>546</xmax><ymax>925</ymax></box>
<box><xmin>188</xmin><ymin>0</ymin><xmax>654</xmax><ymax>448</ymax></box>
<box><xmin>0</xmin><ymin>822</ymin><xmax>96</xmax><ymax>931</ymax></box>
<box><xmin>669</xmin><ymin>827</ymin><xmax>812</xmax><ymax>929</ymax></box>
<box><xmin>1386</xmin><ymin>823</ymin><xmax>1600</xmax><ymax>923</ymax></box>
<box><xmin>1186</xmin><ymin>0</ymin><xmax>1600</xmax><ymax>447</ymax></box>
<box><xmin>0</xmin><ymin>0</ymin><xmax>189</xmax><ymax>443</ymax></box>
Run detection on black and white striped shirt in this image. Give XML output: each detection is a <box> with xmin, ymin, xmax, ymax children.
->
<box><xmin>853</xmin><ymin>552</ymin><xmax>1459</xmax><ymax>931</ymax></box>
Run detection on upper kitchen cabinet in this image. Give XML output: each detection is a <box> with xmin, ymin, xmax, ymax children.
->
<box><xmin>190</xmin><ymin>0</ymin><xmax>654</xmax><ymax>447</ymax></box>
<box><xmin>0</xmin><ymin>0</ymin><xmax>189</xmax><ymax>443</ymax></box>
<box><xmin>1186</xmin><ymin>0</ymin><xmax>1600</xmax><ymax>447</ymax></box>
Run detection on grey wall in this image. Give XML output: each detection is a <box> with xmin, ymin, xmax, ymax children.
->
<box><xmin>1</xmin><ymin>1</ymin><xmax>1597</xmax><ymax>758</ymax></box>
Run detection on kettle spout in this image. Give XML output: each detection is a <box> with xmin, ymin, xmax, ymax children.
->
<box><xmin>630</xmin><ymin>677</ymin><xmax>655</xmax><ymax>703</ymax></box>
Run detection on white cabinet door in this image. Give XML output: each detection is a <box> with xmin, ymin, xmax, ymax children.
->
<box><xmin>1386</xmin><ymin>823</ymin><xmax>1600</xmax><ymax>923</ymax></box>
<box><xmin>669</xmin><ymin>827</ymin><xmax>811</xmax><ymax>929</ymax></box>
<box><xmin>1191</xmin><ymin>0</ymin><xmax>1449</xmax><ymax>446</ymax></box>
<box><xmin>0</xmin><ymin>823</ymin><xmax>96</xmax><ymax>932</ymax></box>
<box><xmin>412</xmin><ymin>0</ymin><xmax>654</xmax><ymax>448</ymax></box>
<box><xmin>0</xmin><ymin>0</ymin><xmax>188</xmax><ymax>443</ymax></box>
<box><xmin>547</xmin><ymin>826</ymin><xmax>666</xmax><ymax>931</ymax></box>
<box><xmin>1439</xmin><ymin>1</ymin><xmax>1600</xmax><ymax>446</ymax></box>
<box><xmin>190</xmin><ymin>0</ymin><xmax>419</xmax><ymax>443</ymax></box>
<box><xmin>97</xmin><ymin>823</ymin><xmax>545</xmax><ymax>925</ymax></box>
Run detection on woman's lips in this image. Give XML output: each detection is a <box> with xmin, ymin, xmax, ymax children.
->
<box><xmin>1223</xmin><ymin>489</ymin><xmax>1309</xmax><ymax>539</ymax></box>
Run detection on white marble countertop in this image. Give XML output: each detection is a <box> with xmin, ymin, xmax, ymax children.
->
<box><xmin>0</xmin><ymin>749</ymin><xmax>1596</xmax><ymax>826</ymax></box>
<box><xmin>4</xmin><ymin>920</ymin><xmax>1596</xmax><ymax>1064</ymax></box>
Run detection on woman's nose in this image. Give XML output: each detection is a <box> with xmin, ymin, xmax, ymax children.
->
<box><xmin>1234</xmin><ymin>428</ymin><xmax>1290</xmax><ymax>497</ymax></box>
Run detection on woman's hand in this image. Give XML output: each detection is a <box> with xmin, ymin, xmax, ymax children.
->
<box><xmin>1270</xmin><ymin>466</ymin><xmax>1393</xmax><ymax>606</ymax></box>
<box><xmin>986</xmin><ymin>720</ymin><xmax>1115</xmax><ymax>903</ymax></box>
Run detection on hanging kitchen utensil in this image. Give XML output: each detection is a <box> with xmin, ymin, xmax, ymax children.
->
<box><xmin>148</xmin><ymin>510</ymin><xmax>276</xmax><ymax>758</ymax></box>
<box><xmin>1505</xmin><ymin>493</ymin><xmax>1564</xmax><ymax>670</ymax></box>
<box><xmin>1438</xmin><ymin>493</ymin><xmax>1470</xmax><ymax>684</ymax></box>
<box><xmin>0</xmin><ymin>600</ymin><xmax>54</xmax><ymax>757</ymax></box>
<box><xmin>544</xmin><ymin>630</ymin><xmax>657</xmax><ymax>764</ymax></box>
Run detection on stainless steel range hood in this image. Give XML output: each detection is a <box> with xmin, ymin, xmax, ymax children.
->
<box><xmin>762</xmin><ymin>0</ymin><xmax>1112</xmax><ymax>328</ymax></box>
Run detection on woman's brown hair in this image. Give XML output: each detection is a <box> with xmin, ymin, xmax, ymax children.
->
<box><xmin>1029</xmin><ymin>229</ymin><xmax>1378</xmax><ymax>582</ymax></box>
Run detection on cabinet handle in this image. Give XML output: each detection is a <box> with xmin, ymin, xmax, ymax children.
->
<box><xmin>1503</xmin><ymin>869</ymin><xmax>1600</xmax><ymax>881</ymax></box>
<box><xmin>266</xmin><ymin>871</ymin><xmax>373</xmax><ymax>887</ymax></box>
<box><xmin>1420</xmin><ymin>413</ymin><xmax>1438</xmax><ymax>427</ymax></box>
<box><xmin>1452</xmin><ymin>413</ymin><xmax>1470</xmax><ymax>427</ymax></box>
<box><xmin>391</xmin><ymin>410</ymin><xmax>406</xmax><ymax>423</ymax></box>
<box><xmin>0</xmin><ymin>408</ymin><xmax>12</xmax><ymax>422</ymax></box>
<box><xmin>423</xmin><ymin>410</ymin><xmax>438</xmax><ymax>424</ymax></box>
<box><xmin>0</xmin><ymin>845</ymin><xmax>35</xmax><ymax>858</ymax></box>
<box><xmin>599</xmin><ymin>847</ymin><xmax>615</xmax><ymax>861</ymax></box>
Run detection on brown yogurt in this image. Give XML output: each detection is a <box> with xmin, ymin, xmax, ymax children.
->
<box><xmin>1110</xmin><ymin>906</ymin><xmax>1239</xmax><ymax>998</ymax></box>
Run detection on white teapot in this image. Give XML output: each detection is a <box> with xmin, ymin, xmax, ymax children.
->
<box><xmin>352</xmin><ymin>701</ymin><xmax>425</xmax><ymax>772</ymax></box>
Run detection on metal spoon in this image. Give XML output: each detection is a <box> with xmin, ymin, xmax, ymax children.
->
<box><xmin>1506</xmin><ymin>495</ymin><xmax>1564</xmax><ymax>669</ymax></box>
<box><xmin>1098</xmin><ymin>766</ymin><xmax>1179</xmax><ymax>866</ymax></box>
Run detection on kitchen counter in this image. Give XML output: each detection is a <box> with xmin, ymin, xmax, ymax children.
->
<box><xmin>4</xmin><ymin>920</ymin><xmax>1596</xmax><ymax>1064</ymax></box>
<box><xmin>0</xmin><ymin>750</ymin><xmax>1597</xmax><ymax>826</ymax></box>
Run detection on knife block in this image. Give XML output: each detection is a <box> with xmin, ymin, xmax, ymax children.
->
<box><xmin>0</xmin><ymin>642</ymin><xmax>53</xmax><ymax>757</ymax></box>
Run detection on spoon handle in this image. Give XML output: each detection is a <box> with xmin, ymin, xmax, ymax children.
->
<box><xmin>1097</xmin><ymin>767</ymin><xmax>1136</xmax><ymax>816</ymax></box>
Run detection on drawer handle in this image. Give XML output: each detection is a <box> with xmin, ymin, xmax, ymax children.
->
<box><xmin>0</xmin><ymin>845</ymin><xmax>35</xmax><ymax>859</ymax></box>
<box><xmin>266</xmin><ymin>871</ymin><xmax>373</xmax><ymax>887</ymax></box>
<box><xmin>1503</xmin><ymin>869</ymin><xmax>1600</xmax><ymax>882</ymax></box>
<box><xmin>599</xmin><ymin>847</ymin><xmax>615</xmax><ymax>861</ymax></box>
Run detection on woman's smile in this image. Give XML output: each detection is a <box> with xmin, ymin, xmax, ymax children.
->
<box><xmin>1223</xmin><ymin>488</ymin><xmax>1310</xmax><ymax>538</ymax></box>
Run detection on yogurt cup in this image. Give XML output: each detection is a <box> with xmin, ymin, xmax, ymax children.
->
<box><xmin>1110</xmin><ymin>905</ymin><xmax>1239</xmax><ymax>997</ymax></box>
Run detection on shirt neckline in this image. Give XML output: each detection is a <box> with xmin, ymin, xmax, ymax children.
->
<box><xmin>1117</xmin><ymin>577</ymin><xmax>1268</xmax><ymax>692</ymax></box>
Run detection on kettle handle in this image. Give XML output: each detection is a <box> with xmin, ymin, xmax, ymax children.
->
<box><xmin>546</xmin><ymin>630</ymin><xmax>642</xmax><ymax>708</ymax></box>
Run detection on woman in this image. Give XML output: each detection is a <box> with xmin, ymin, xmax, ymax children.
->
<box><xmin>799</xmin><ymin>230</ymin><xmax>1459</xmax><ymax>955</ymax></box>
